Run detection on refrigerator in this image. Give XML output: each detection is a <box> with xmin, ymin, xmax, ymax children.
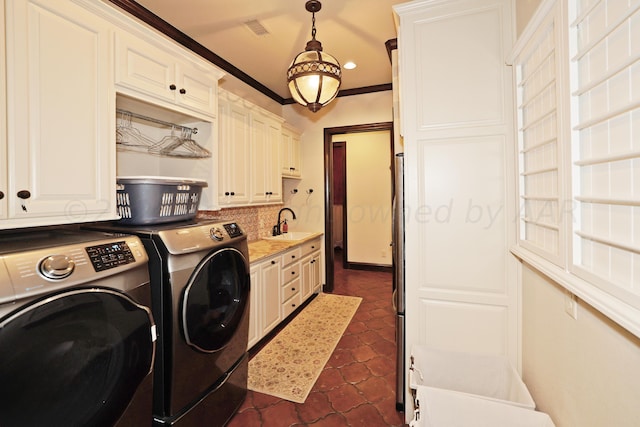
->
<box><xmin>392</xmin><ymin>152</ymin><xmax>405</xmax><ymax>411</ymax></box>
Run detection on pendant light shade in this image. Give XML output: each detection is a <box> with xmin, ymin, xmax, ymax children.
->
<box><xmin>287</xmin><ymin>0</ymin><xmax>341</xmax><ymax>113</ymax></box>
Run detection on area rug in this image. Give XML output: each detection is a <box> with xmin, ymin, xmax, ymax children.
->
<box><xmin>247</xmin><ymin>293</ymin><xmax>362</xmax><ymax>403</ymax></box>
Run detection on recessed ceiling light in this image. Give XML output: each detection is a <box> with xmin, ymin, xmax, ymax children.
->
<box><xmin>343</xmin><ymin>61</ymin><xmax>357</xmax><ymax>70</ymax></box>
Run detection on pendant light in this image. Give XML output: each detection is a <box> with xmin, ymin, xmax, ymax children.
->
<box><xmin>287</xmin><ymin>0</ymin><xmax>341</xmax><ymax>112</ymax></box>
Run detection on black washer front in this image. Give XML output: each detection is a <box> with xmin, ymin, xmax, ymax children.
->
<box><xmin>0</xmin><ymin>289</ymin><xmax>154</xmax><ymax>427</ymax></box>
<box><xmin>182</xmin><ymin>247</ymin><xmax>250</xmax><ymax>353</ymax></box>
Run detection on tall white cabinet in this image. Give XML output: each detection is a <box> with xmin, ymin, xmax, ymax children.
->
<box><xmin>3</xmin><ymin>0</ymin><xmax>116</xmax><ymax>227</ymax></box>
<box><xmin>394</xmin><ymin>0</ymin><xmax>516</xmax><ymax>420</ymax></box>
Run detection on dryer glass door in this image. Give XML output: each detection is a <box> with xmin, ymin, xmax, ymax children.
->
<box><xmin>182</xmin><ymin>247</ymin><xmax>250</xmax><ymax>353</ymax></box>
<box><xmin>0</xmin><ymin>289</ymin><xmax>155</xmax><ymax>427</ymax></box>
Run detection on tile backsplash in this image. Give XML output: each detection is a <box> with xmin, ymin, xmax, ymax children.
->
<box><xmin>198</xmin><ymin>205</ymin><xmax>283</xmax><ymax>241</ymax></box>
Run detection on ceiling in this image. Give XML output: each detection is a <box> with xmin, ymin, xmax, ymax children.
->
<box><xmin>114</xmin><ymin>0</ymin><xmax>404</xmax><ymax>104</ymax></box>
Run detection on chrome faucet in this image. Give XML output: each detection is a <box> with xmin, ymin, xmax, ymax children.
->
<box><xmin>273</xmin><ymin>207</ymin><xmax>296</xmax><ymax>235</ymax></box>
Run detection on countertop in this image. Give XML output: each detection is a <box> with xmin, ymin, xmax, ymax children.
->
<box><xmin>248</xmin><ymin>232</ymin><xmax>323</xmax><ymax>263</ymax></box>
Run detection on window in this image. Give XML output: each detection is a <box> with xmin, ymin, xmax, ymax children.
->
<box><xmin>510</xmin><ymin>0</ymin><xmax>640</xmax><ymax>337</ymax></box>
<box><xmin>512</xmin><ymin>2</ymin><xmax>565</xmax><ymax>265</ymax></box>
<box><xmin>569</xmin><ymin>0</ymin><xmax>640</xmax><ymax>308</ymax></box>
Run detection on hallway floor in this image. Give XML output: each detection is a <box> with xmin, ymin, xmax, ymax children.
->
<box><xmin>227</xmin><ymin>253</ymin><xmax>406</xmax><ymax>426</ymax></box>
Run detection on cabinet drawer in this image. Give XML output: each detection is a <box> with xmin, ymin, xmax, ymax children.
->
<box><xmin>301</xmin><ymin>238</ymin><xmax>321</xmax><ymax>256</ymax></box>
<box><xmin>281</xmin><ymin>277</ymin><xmax>300</xmax><ymax>302</ymax></box>
<box><xmin>282</xmin><ymin>292</ymin><xmax>302</xmax><ymax>319</ymax></box>
<box><xmin>282</xmin><ymin>262</ymin><xmax>300</xmax><ymax>284</ymax></box>
<box><xmin>281</xmin><ymin>247</ymin><xmax>302</xmax><ymax>266</ymax></box>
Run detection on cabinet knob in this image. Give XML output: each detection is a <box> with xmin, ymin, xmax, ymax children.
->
<box><xmin>311</xmin><ymin>246</ymin><xmax>315</xmax><ymax>249</ymax></box>
<box><xmin>169</xmin><ymin>84</ymin><xmax>176</xmax><ymax>90</ymax></box>
<box><xmin>230</xmin><ymin>191</ymin><xmax>235</xmax><ymax>196</ymax></box>
<box><xmin>290</xmin><ymin>167</ymin><xmax>295</xmax><ymax>171</ymax></box>
<box><xmin>291</xmin><ymin>271</ymin><xmax>296</xmax><ymax>275</ymax></box>
<box><xmin>17</xmin><ymin>190</ymin><xmax>31</xmax><ymax>199</ymax></box>
<box><xmin>291</xmin><ymin>303</ymin><xmax>296</xmax><ymax>307</ymax></box>
<box><xmin>0</xmin><ymin>191</ymin><xmax>4</xmax><ymax>200</ymax></box>
<box><xmin>179</xmin><ymin>88</ymin><xmax>186</xmax><ymax>94</ymax></box>
<box><xmin>291</xmin><ymin>255</ymin><xmax>296</xmax><ymax>259</ymax></box>
<box><xmin>291</xmin><ymin>287</ymin><xmax>296</xmax><ymax>291</ymax></box>
<box><xmin>311</xmin><ymin>260</ymin><xmax>315</xmax><ymax>264</ymax></box>
<box><xmin>225</xmin><ymin>192</ymin><xmax>230</xmax><ymax>196</ymax></box>
<box><xmin>271</xmin><ymin>260</ymin><xmax>276</xmax><ymax>265</ymax></box>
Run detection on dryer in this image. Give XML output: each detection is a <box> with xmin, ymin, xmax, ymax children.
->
<box><xmin>87</xmin><ymin>219</ymin><xmax>250</xmax><ymax>427</ymax></box>
<box><xmin>0</xmin><ymin>228</ymin><xmax>156</xmax><ymax>427</ymax></box>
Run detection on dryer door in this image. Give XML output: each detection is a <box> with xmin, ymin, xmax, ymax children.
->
<box><xmin>0</xmin><ymin>289</ymin><xmax>155</xmax><ymax>427</ymax></box>
<box><xmin>182</xmin><ymin>247</ymin><xmax>250</xmax><ymax>353</ymax></box>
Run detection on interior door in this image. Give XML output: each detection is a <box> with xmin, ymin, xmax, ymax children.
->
<box><xmin>0</xmin><ymin>289</ymin><xmax>155</xmax><ymax>427</ymax></box>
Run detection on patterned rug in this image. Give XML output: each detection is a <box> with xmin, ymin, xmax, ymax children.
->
<box><xmin>247</xmin><ymin>293</ymin><xmax>362</xmax><ymax>403</ymax></box>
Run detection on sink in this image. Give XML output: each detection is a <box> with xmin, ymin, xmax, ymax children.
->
<box><xmin>264</xmin><ymin>231</ymin><xmax>316</xmax><ymax>242</ymax></box>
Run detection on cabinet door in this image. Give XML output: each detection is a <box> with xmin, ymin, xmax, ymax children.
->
<box><xmin>310</xmin><ymin>252</ymin><xmax>322</xmax><ymax>294</ymax></box>
<box><xmin>250</xmin><ymin>113</ymin><xmax>281</xmax><ymax>203</ymax></box>
<box><xmin>5</xmin><ymin>0</ymin><xmax>115</xmax><ymax>225</ymax></box>
<box><xmin>218</xmin><ymin>98</ymin><xmax>250</xmax><ymax>205</ymax></box>
<box><xmin>248</xmin><ymin>265</ymin><xmax>260</xmax><ymax>349</ymax></box>
<box><xmin>266</xmin><ymin>121</ymin><xmax>282</xmax><ymax>201</ymax></box>
<box><xmin>0</xmin><ymin>0</ymin><xmax>6</xmax><ymax>219</ymax></box>
<box><xmin>260</xmin><ymin>259</ymin><xmax>282</xmax><ymax>335</ymax></box>
<box><xmin>176</xmin><ymin>62</ymin><xmax>217</xmax><ymax>116</ymax></box>
<box><xmin>301</xmin><ymin>254</ymin><xmax>313</xmax><ymax>301</ymax></box>
<box><xmin>249</xmin><ymin>113</ymin><xmax>269</xmax><ymax>203</ymax></box>
<box><xmin>281</xmin><ymin>127</ymin><xmax>301</xmax><ymax>178</ymax></box>
<box><xmin>115</xmin><ymin>31</ymin><xmax>177</xmax><ymax>105</ymax></box>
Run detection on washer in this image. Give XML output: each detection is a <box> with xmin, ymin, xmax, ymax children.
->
<box><xmin>87</xmin><ymin>219</ymin><xmax>250</xmax><ymax>427</ymax></box>
<box><xmin>0</xmin><ymin>228</ymin><xmax>156</xmax><ymax>427</ymax></box>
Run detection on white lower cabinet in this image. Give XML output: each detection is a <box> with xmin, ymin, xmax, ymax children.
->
<box><xmin>2</xmin><ymin>0</ymin><xmax>116</xmax><ymax>228</ymax></box>
<box><xmin>248</xmin><ymin>238</ymin><xmax>323</xmax><ymax>350</ymax></box>
<box><xmin>281</xmin><ymin>247</ymin><xmax>302</xmax><ymax>318</ymax></box>
<box><xmin>248</xmin><ymin>256</ymin><xmax>282</xmax><ymax>349</ymax></box>
<box><xmin>301</xmin><ymin>238</ymin><xmax>323</xmax><ymax>300</ymax></box>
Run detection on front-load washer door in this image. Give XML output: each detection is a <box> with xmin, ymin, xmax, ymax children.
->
<box><xmin>0</xmin><ymin>289</ymin><xmax>155</xmax><ymax>427</ymax></box>
<box><xmin>182</xmin><ymin>247</ymin><xmax>250</xmax><ymax>353</ymax></box>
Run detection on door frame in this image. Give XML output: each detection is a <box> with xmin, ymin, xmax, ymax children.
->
<box><xmin>323</xmin><ymin>121</ymin><xmax>394</xmax><ymax>293</ymax></box>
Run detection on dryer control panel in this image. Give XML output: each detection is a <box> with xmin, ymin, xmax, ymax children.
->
<box><xmin>0</xmin><ymin>232</ymin><xmax>148</xmax><ymax>305</ymax></box>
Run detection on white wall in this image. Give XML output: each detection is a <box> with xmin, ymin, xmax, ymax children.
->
<box><xmin>281</xmin><ymin>91</ymin><xmax>393</xmax><ymax>233</ymax></box>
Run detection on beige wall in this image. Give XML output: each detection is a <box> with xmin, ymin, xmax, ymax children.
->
<box><xmin>522</xmin><ymin>266</ymin><xmax>640</xmax><ymax>426</ymax></box>
<box><xmin>342</xmin><ymin>130</ymin><xmax>392</xmax><ymax>266</ymax></box>
<box><xmin>280</xmin><ymin>91</ymin><xmax>394</xmax><ymax>233</ymax></box>
<box><xmin>515</xmin><ymin>0</ymin><xmax>544</xmax><ymax>36</ymax></box>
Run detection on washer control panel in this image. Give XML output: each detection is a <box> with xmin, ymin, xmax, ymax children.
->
<box><xmin>86</xmin><ymin>242</ymin><xmax>136</xmax><ymax>272</ymax></box>
<box><xmin>223</xmin><ymin>222</ymin><xmax>243</xmax><ymax>238</ymax></box>
<box><xmin>158</xmin><ymin>221</ymin><xmax>245</xmax><ymax>254</ymax></box>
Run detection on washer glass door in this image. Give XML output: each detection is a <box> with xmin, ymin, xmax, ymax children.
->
<box><xmin>182</xmin><ymin>247</ymin><xmax>250</xmax><ymax>353</ymax></box>
<box><xmin>0</xmin><ymin>289</ymin><xmax>155</xmax><ymax>427</ymax></box>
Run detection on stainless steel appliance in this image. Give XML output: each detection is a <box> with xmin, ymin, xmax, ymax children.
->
<box><xmin>393</xmin><ymin>152</ymin><xmax>406</xmax><ymax>411</ymax></box>
<box><xmin>87</xmin><ymin>219</ymin><xmax>250</xmax><ymax>427</ymax></box>
<box><xmin>0</xmin><ymin>228</ymin><xmax>156</xmax><ymax>427</ymax></box>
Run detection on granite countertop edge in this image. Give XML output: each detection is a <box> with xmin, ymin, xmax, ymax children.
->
<box><xmin>248</xmin><ymin>232</ymin><xmax>324</xmax><ymax>263</ymax></box>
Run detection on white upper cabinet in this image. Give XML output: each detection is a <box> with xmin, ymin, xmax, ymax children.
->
<box><xmin>281</xmin><ymin>124</ymin><xmax>302</xmax><ymax>178</ymax></box>
<box><xmin>2</xmin><ymin>0</ymin><xmax>117</xmax><ymax>228</ymax></box>
<box><xmin>250</xmin><ymin>111</ymin><xmax>283</xmax><ymax>204</ymax></box>
<box><xmin>0</xmin><ymin>0</ymin><xmax>6</xmax><ymax>220</ymax></box>
<box><xmin>115</xmin><ymin>30</ymin><xmax>221</xmax><ymax>120</ymax></box>
<box><xmin>218</xmin><ymin>91</ymin><xmax>251</xmax><ymax>206</ymax></box>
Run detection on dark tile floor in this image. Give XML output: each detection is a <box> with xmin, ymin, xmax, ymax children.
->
<box><xmin>228</xmin><ymin>252</ymin><xmax>406</xmax><ymax>426</ymax></box>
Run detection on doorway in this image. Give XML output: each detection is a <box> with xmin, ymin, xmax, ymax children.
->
<box><xmin>323</xmin><ymin>122</ymin><xmax>394</xmax><ymax>293</ymax></box>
